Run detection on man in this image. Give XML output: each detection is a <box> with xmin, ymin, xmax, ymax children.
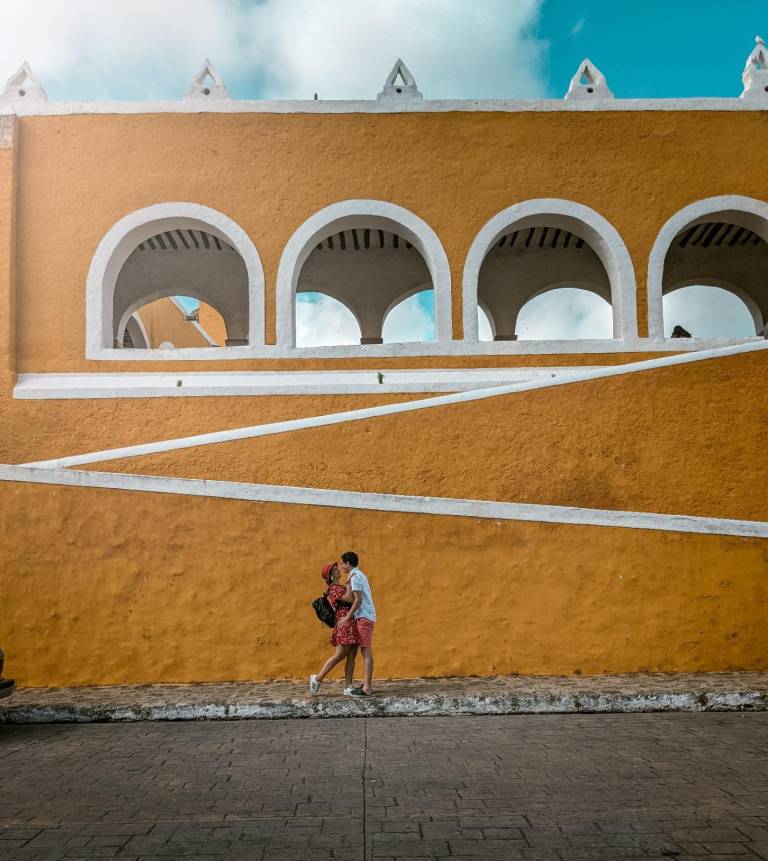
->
<box><xmin>338</xmin><ymin>550</ymin><xmax>376</xmax><ymax>696</ymax></box>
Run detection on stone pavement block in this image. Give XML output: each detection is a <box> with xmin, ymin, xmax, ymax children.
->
<box><xmin>448</xmin><ymin>839</ymin><xmax>527</xmax><ymax>857</ymax></box>
<box><xmin>670</xmin><ymin>827</ymin><xmax>749</xmax><ymax>842</ymax></box>
<box><xmin>371</xmin><ymin>835</ymin><xmax>450</xmax><ymax>856</ymax></box>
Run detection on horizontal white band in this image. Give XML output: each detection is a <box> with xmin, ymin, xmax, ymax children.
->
<box><xmin>1</xmin><ymin>465</ymin><xmax>765</xmax><ymax>539</ymax></box>
<box><xmin>3</xmin><ymin>97</ymin><xmax>768</xmax><ymax>118</ymax></box>
<box><xmin>14</xmin><ymin>367</ymin><xmax>590</xmax><ymax>399</ymax></box>
<box><xmin>23</xmin><ymin>339</ymin><xmax>768</xmax><ymax>469</ymax></box>
<box><xmin>42</xmin><ymin>336</ymin><xmax>766</xmax><ymax>362</ymax></box>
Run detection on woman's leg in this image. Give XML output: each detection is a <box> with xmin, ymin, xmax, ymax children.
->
<box><xmin>317</xmin><ymin>645</ymin><xmax>351</xmax><ymax>682</ymax></box>
<box><xmin>344</xmin><ymin>646</ymin><xmax>359</xmax><ymax>688</ymax></box>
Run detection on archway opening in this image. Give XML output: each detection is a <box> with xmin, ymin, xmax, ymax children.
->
<box><xmin>516</xmin><ymin>287</ymin><xmax>613</xmax><ymax>340</ymax></box>
<box><xmin>477</xmin><ymin>222</ymin><xmax>614</xmax><ymax>341</ymax></box>
<box><xmin>296</xmin><ymin>227</ymin><xmax>434</xmax><ymax>345</ymax></box>
<box><xmin>296</xmin><ymin>293</ymin><xmax>361</xmax><ymax>347</ymax></box>
<box><xmin>122</xmin><ymin>296</ymin><xmax>225</xmax><ymax>349</ymax></box>
<box><xmin>113</xmin><ymin>227</ymin><xmax>249</xmax><ymax>349</ymax></box>
<box><xmin>662</xmin><ymin>285</ymin><xmax>757</xmax><ymax>339</ymax></box>
<box><xmin>382</xmin><ymin>290</ymin><xmax>436</xmax><ymax>343</ymax></box>
<box><xmin>660</xmin><ymin>217</ymin><xmax>767</xmax><ymax>337</ymax></box>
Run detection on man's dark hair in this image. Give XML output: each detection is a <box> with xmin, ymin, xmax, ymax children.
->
<box><xmin>341</xmin><ymin>551</ymin><xmax>359</xmax><ymax>567</ymax></box>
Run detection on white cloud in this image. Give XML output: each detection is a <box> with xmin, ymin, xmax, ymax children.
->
<box><xmin>516</xmin><ymin>288</ymin><xmax>613</xmax><ymax>339</ymax></box>
<box><xmin>663</xmin><ymin>285</ymin><xmax>756</xmax><ymax>338</ymax></box>
<box><xmin>570</xmin><ymin>18</ymin><xmax>585</xmax><ymax>37</ymax></box>
<box><xmin>382</xmin><ymin>292</ymin><xmax>435</xmax><ymax>343</ymax></box>
<box><xmin>0</xmin><ymin>0</ymin><xmax>548</xmax><ymax>100</ymax></box>
<box><xmin>296</xmin><ymin>293</ymin><xmax>360</xmax><ymax>347</ymax></box>
<box><xmin>252</xmin><ymin>0</ymin><xmax>547</xmax><ymax>100</ymax></box>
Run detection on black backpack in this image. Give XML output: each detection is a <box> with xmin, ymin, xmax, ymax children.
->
<box><xmin>312</xmin><ymin>590</ymin><xmax>336</xmax><ymax>628</ymax></box>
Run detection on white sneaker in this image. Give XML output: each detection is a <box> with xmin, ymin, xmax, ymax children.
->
<box><xmin>343</xmin><ymin>686</ymin><xmax>357</xmax><ymax>696</ymax></box>
<box><xmin>309</xmin><ymin>674</ymin><xmax>320</xmax><ymax>695</ymax></box>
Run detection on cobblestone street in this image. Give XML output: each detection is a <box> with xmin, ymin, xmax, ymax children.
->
<box><xmin>2</xmin><ymin>713</ymin><xmax>768</xmax><ymax>860</ymax></box>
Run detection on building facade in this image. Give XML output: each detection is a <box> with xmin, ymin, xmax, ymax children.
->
<box><xmin>1</xmin><ymin>51</ymin><xmax>767</xmax><ymax>687</ymax></box>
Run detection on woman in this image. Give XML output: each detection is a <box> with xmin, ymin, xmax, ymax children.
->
<box><xmin>309</xmin><ymin>562</ymin><xmax>358</xmax><ymax>695</ymax></box>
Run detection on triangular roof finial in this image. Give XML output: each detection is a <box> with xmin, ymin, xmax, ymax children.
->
<box><xmin>184</xmin><ymin>59</ymin><xmax>230</xmax><ymax>100</ymax></box>
<box><xmin>377</xmin><ymin>58</ymin><xmax>423</xmax><ymax>101</ymax></box>
<box><xmin>0</xmin><ymin>61</ymin><xmax>47</xmax><ymax>103</ymax></box>
<box><xmin>564</xmin><ymin>59</ymin><xmax>613</xmax><ymax>99</ymax></box>
<box><xmin>741</xmin><ymin>36</ymin><xmax>768</xmax><ymax>99</ymax></box>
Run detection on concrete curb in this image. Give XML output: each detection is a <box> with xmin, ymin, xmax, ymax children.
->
<box><xmin>2</xmin><ymin>678</ymin><xmax>767</xmax><ymax>724</ymax></box>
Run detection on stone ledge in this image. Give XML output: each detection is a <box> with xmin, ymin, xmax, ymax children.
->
<box><xmin>2</xmin><ymin>673</ymin><xmax>766</xmax><ymax>724</ymax></box>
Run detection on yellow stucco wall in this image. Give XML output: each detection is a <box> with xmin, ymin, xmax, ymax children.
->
<box><xmin>2</xmin><ymin>480</ymin><xmax>766</xmax><ymax>688</ymax></box>
<box><xmin>10</xmin><ymin>110</ymin><xmax>768</xmax><ymax>373</ymax></box>
<box><xmin>2</xmin><ymin>110</ymin><xmax>767</xmax><ymax>687</ymax></box>
<box><xmin>88</xmin><ymin>349</ymin><xmax>768</xmax><ymax>523</ymax></box>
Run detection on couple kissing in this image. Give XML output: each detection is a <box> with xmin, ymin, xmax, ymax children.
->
<box><xmin>310</xmin><ymin>551</ymin><xmax>376</xmax><ymax>697</ymax></box>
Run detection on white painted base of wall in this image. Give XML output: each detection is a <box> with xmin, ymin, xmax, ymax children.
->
<box><xmin>14</xmin><ymin>368</ymin><xmax>592</xmax><ymax>399</ymax></box>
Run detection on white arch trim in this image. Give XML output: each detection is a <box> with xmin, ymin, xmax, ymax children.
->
<box><xmin>85</xmin><ymin>202</ymin><xmax>265</xmax><ymax>358</ymax></box>
<box><xmin>128</xmin><ymin>312</ymin><xmax>149</xmax><ymax>348</ymax></box>
<box><xmin>462</xmin><ymin>199</ymin><xmax>638</xmax><ymax>341</ymax></box>
<box><xmin>647</xmin><ymin>195</ymin><xmax>768</xmax><ymax>339</ymax></box>
<box><xmin>276</xmin><ymin>199</ymin><xmax>452</xmax><ymax>347</ymax></box>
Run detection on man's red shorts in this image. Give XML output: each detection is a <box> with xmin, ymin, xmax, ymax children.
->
<box><xmin>356</xmin><ymin>618</ymin><xmax>375</xmax><ymax>648</ymax></box>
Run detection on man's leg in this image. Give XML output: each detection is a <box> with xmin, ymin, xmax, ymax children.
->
<box><xmin>344</xmin><ymin>646</ymin><xmax>358</xmax><ymax>688</ymax></box>
<box><xmin>361</xmin><ymin>646</ymin><xmax>374</xmax><ymax>694</ymax></box>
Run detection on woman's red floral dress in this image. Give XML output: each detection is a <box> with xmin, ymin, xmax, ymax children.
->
<box><xmin>327</xmin><ymin>583</ymin><xmax>358</xmax><ymax>646</ymax></box>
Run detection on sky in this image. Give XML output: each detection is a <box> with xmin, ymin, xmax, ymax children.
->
<box><xmin>3</xmin><ymin>0</ymin><xmax>763</xmax><ymax>344</ymax></box>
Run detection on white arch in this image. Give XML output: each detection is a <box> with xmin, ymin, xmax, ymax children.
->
<box><xmin>276</xmin><ymin>199</ymin><xmax>452</xmax><ymax>347</ymax></box>
<box><xmin>462</xmin><ymin>199</ymin><xmax>638</xmax><ymax>341</ymax></box>
<box><xmin>647</xmin><ymin>195</ymin><xmax>768</xmax><ymax>339</ymax></box>
<box><xmin>86</xmin><ymin>202</ymin><xmax>265</xmax><ymax>357</ymax></box>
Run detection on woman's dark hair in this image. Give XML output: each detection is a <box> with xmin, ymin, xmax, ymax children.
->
<box><xmin>341</xmin><ymin>551</ymin><xmax>359</xmax><ymax>567</ymax></box>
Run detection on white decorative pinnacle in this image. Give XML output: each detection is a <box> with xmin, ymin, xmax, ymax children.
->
<box><xmin>741</xmin><ymin>36</ymin><xmax>768</xmax><ymax>99</ymax></box>
<box><xmin>564</xmin><ymin>59</ymin><xmax>613</xmax><ymax>99</ymax></box>
<box><xmin>185</xmin><ymin>59</ymin><xmax>230</xmax><ymax>100</ymax></box>
<box><xmin>377</xmin><ymin>58</ymin><xmax>423</xmax><ymax>101</ymax></box>
<box><xmin>0</xmin><ymin>61</ymin><xmax>47</xmax><ymax>103</ymax></box>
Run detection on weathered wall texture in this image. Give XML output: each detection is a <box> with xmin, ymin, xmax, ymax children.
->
<box><xmin>2</xmin><ymin>480</ymin><xmax>766</xmax><ymax>688</ymax></box>
<box><xmin>89</xmin><ymin>350</ymin><xmax>768</xmax><ymax>523</ymax></box>
<box><xmin>12</xmin><ymin>110</ymin><xmax>768</xmax><ymax>372</ymax></box>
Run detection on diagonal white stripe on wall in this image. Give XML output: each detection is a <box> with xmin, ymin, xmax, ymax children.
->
<box><xmin>21</xmin><ymin>339</ymin><xmax>768</xmax><ymax>470</ymax></box>
<box><xmin>0</xmin><ymin>465</ymin><xmax>766</xmax><ymax>540</ymax></box>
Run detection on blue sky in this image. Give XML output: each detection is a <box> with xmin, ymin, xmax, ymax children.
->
<box><xmin>5</xmin><ymin>1</ymin><xmax>765</xmax><ymax>102</ymax></box>
<box><xmin>538</xmin><ymin>0</ymin><xmax>767</xmax><ymax>98</ymax></box>
<box><xmin>2</xmin><ymin>1</ymin><xmax>761</xmax><ymax>343</ymax></box>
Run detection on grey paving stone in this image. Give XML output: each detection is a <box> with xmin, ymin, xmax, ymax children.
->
<box><xmin>1</xmin><ymin>714</ymin><xmax>767</xmax><ymax>858</ymax></box>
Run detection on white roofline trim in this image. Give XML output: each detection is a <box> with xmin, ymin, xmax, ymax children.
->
<box><xmin>2</xmin><ymin>98</ymin><xmax>768</xmax><ymax>117</ymax></box>
<box><xmin>22</xmin><ymin>339</ymin><xmax>768</xmax><ymax>469</ymax></box>
<box><xmin>1</xmin><ymin>465</ymin><xmax>765</xmax><ymax>540</ymax></box>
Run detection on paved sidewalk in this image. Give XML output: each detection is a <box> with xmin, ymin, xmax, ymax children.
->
<box><xmin>1</xmin><ymin>713</ymin><xmax>768</xmax><ymax>859</ymax></box>
<box><xmin>2</xmin><ymin>673</ymin><xmax>767</xmax><ymax>723</ymax></box>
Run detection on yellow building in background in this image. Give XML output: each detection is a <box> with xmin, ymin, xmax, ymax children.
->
<box><xmin>0</xmin><ymin>53</ymin><xmax>767</xmax><ymax>687</ymax></box>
